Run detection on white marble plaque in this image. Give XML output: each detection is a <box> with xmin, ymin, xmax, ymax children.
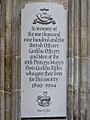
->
<box><xmin>21</xmin><ymin>2</ymin><xmax>67</xmax><ymax>118</ymax></box>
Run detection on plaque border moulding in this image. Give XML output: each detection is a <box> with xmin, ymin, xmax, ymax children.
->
<box><xmin>21</xmin><ymin>1</ymin><xmax>67</xmax><ymax>11</ymax></box>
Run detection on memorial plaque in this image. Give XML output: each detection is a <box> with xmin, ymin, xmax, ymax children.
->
<box><xmin>21</xmin><ymin>2</ymin><xmax>67</xmax><ymax>118</ymax></box>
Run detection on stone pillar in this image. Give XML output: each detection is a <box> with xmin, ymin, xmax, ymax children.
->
<box><xmin>87</xmin><ymin>0</ymin><xmax>90</xmax><ymax>119</ymax></box>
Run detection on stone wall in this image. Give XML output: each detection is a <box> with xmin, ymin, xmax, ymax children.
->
<box><xmin>0</xmin><ymin>0</ymin><xmax>90</xmax><ymax>120</ymax></box>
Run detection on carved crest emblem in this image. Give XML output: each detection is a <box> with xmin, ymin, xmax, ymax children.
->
<box><xmin>36</xmin><ymin>91</ymin><xmax>51</xmax><ymax>107</ymax></box>
<box><xmin>33</xmin><ymin>8</ymin><xmax>56</xmax><ymax>25</ymax></box>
